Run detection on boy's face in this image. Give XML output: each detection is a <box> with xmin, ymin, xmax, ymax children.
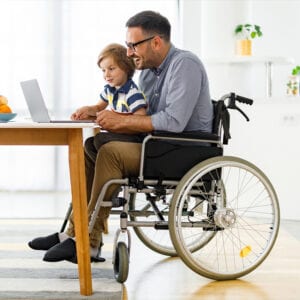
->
<box><xmin>99</xmin><ymin>56</ymin><xmax>127</xmax><ymax>89</ymax></box>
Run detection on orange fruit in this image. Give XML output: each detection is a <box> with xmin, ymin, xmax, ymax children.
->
<box><xmin>0</xmin><ymin>95</ymin><xmax>8</xmax><ymax>105</ymax></box>
<box><xmin>0</xmin><ymin>104</ymin><xmax>12</xmax><ymax>113</ymax></box>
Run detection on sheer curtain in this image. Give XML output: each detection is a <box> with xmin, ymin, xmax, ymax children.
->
<box><xmin>0</xmin><ymin>0</ymin><xmax>178</xmax><ymax>191</ymax></box>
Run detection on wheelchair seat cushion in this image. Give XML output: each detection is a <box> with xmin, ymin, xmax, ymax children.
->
<box><xmin>143</xmin><ymin>140</ymin><xmax>223</xmax><ymax>180</ymax></box>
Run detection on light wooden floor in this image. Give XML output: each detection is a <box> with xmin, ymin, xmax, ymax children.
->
<box><xmin>0</xmin><ymin>215</ymin><xmax>298</xmax><ymax>299</ymax></box>
<box><xmin>118</xmin><ymin>219</ymin><xmax>300</xmax><ymax>300</ymax></box>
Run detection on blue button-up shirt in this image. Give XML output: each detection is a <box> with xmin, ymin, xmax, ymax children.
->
<box><xmin>139</xmin><ymin>45</ymin><xmax>213</xmax><ymax>133</ymax></box>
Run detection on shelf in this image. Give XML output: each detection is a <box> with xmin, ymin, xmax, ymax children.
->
<box><xmin>203</xmin><ymin>56</ymin><xmax>295</xmax><ymax>65</ymax></box>
<box><xmin>203</xmin><ymin>56</ymin><xmax>295</xmax><ymax>97</ymax></box>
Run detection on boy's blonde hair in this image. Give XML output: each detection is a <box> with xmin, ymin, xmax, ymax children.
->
<box><xmin>97</xmin><ymin>43</ymin><xmax>135</xmax><ymax>79</ymax></box>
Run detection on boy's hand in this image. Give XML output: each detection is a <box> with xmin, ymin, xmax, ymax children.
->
<box><xmin>71</xmin><ymin>106</ymin><xmax>95</xmax><ymax>120</ymax></box>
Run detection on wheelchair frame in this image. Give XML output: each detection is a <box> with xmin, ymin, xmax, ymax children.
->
<box><xmin>89</xmin><ymin>93</ymin><xmax>281</xmax><ymax>283</ymax></box>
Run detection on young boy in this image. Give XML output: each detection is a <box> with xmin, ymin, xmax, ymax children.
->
<box><xmin>72</xmin><ymin>43</ymin><xmax>146</xmax><ymax>119</ymax></box>
<box><xmin>71</xmin><ymin>43</ymin><xmax>147</xmax><ymax>162</ymax></box>
<box><xmin>28</xmin><ymin>44</ymin><xmax>147</xmax><ymax>260</ymax></box>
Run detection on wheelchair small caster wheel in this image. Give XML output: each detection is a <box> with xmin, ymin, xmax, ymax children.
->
<box><xmin>113</xmin><ymin>241</ymin><xmax>129</xmax><ymax>283</ymax></box>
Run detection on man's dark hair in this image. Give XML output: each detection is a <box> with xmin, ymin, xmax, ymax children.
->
<box><xmin>126</xmin><ymin>11</ymin><xmax>171</xmax><ymax>42</ymax></box>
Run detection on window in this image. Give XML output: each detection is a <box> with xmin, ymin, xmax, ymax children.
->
<box><xmin>0</xmin><ymin>0</ymin><xmax>178</xmax><ymax>191</ymax></box>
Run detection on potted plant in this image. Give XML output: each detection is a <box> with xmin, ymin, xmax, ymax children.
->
<box><xmin>234</xmin><ymin>24</ymin><xmax>263</xmax><ymax>56</ymax></box>
<box><xmin>287</xmin><ymin>65</ymin><xmax>300</xmax><ymax>96</ymax></box>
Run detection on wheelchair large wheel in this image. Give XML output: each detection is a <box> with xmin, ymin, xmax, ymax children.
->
<box><xmin>129</xmin><ymin>192</ymin><xmax>177</xmax><ymax>256</ymax></box>
<box><xmin>113</xmin><ymin>241</ymin><xmax>129</xmax><ymax>283</ymax></box>
<box><xmin>169</xmin><ymin>156</ymin><xmax>280</xmax><ymax>280</ymax></box>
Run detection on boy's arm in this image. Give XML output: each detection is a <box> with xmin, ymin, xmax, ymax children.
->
<box><xmin>71</xmin><ymin>100</ymin><xmax>107</xmax><ymax>120</ymax></box>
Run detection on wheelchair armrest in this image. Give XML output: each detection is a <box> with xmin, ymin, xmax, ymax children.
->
<box><xmin>151</xmin><ymin>130</ymin><xmax>220</xmax><ymax>142</ymax></box>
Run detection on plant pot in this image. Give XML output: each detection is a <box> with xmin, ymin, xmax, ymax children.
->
<box><xmin>287</xmin><ymin>75</ymin><xmax>299</xmax><ymax>96</ymax></box>
<box><xmin>236</xmin><ymin>39</ymin><xmax>252</xmax><ymax>56</ymax></box>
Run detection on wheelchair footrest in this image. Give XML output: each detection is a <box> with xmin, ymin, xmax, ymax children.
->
<box><xmin>154</xmin><ymin>223</ymin><xmax>169</xmax><ymax>230</ymax></box>
<box><xmin>203</xmin><ymin>225</ymin><xmax>224</xmax><ymax>231</ymax></box>
<box><xmin>111</xmin><ymin>197</ymin><xmax>127</xmax><ymax>207</ymax></box>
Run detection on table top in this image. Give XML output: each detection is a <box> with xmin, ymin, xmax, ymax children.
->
<box><xmin>0</xmin><ymin>120</ymin><xmax>98</xmax><ymax>129</ymax></box>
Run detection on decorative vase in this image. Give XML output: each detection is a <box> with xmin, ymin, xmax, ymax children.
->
<box><xmin>236</xmin><ymin>39</ymin><xmax>252</xmax><ymax>56</ymax></box>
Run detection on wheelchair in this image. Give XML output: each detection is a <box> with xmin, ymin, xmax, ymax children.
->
<box><xmin>78</xmin><ymin>93</ymin><xmax>281</xmax><ymax>283</ymax></box>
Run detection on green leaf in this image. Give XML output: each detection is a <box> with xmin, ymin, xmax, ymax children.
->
<box><xmin>234</xmin><ymin>24</ymin><xmax>263</xmax><ymax>39</ymax></box>
<box><xmin>292</xmin><ymin>65</ymin><xmax>300</xmax><ymax>75</ymax></box>
<box><xmin>234</xmin><ymin>25</ymin><xmax>243</xmax><ymax>34</ymax></box>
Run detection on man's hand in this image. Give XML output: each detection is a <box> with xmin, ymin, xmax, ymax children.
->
<box><xmin>96</xmin><ymin>110</ymin><xmax>153</xmax><ymax>133</ymax></box>
<box><xmin>96</xmin><ymin>110</ymin><xmax>126</xmax><ymax>132</ymax></box>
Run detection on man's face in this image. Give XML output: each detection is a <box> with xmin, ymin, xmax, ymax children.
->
<box><xmin>126</xmin><ymin>27</ymin><xmax>156</xmax><ymax>70</ymax></box>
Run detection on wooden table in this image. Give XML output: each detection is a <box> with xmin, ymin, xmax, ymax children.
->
<box><xmin>0</xmin><ymin>122</ymin><xmax>94</xmax><ymax>296</ymax></box>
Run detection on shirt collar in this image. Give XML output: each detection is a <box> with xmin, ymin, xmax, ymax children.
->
<box><xmin>150</xmin><ymin>44</ymin><xmax>176</xmax><ymax>76</ymax></box>
<box><xmin>105</xmin><ymin>79</ymin><xmax>133</xmax><ymax>94</ymax></box>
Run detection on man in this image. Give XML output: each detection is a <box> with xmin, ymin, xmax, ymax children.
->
<box><xmin>28</xmin><ymin>10</ymin><xmax>213</xmax><ymax>263</ymax></box>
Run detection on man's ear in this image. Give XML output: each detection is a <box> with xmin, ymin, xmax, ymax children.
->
<box><xmin>152</xmin><ymin>36</ymin><xmax>163</xmax><ymax>50</ymax></box>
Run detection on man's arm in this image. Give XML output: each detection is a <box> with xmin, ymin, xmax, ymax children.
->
<box><xmin>96</xmin><ymin>110</ymin><xmax>153</xmax><ymax>133</ymax></box>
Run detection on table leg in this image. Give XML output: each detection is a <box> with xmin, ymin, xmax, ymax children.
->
<box><xmin>68</xmin><ymin>129</ymin><xmax>93</xmax><ymax>296</ymax></box>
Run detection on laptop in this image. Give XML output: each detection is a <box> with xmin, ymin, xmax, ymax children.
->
<box><xmin>20</xmin><ymin>79</ymin><xmax>93</xmax><ymax>123</ymax></box>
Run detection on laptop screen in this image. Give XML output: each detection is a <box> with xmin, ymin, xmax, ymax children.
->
<box><xmin>20</xmin><ymin>79</ymin><xmax>51</xmax><ymax>122</ymax></box>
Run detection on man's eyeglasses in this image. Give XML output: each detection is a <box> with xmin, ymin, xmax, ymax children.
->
<box><xmin>125</xmin><ymin>36</ymin><xmax>155</xmax><ymax>52</ymax></box>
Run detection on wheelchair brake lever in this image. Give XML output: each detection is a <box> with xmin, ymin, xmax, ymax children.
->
<box><xmin>235</xmin><ymin>105</ymin><xmax>250</xmax><ymax>122</ymax></box>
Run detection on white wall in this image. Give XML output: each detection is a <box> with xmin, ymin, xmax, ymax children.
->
<box><xmin>1</xmin><ymin>0</ymin><xmax>299</xmax><ymax>220</ymax></box>
<box><xmin>180</xmin><ymin>0</ymin><xmax>300</xmax><ymax>220</ymax></box>
<box><xmin>194</xmin><ymin>0</ymin><xmax>300</xmax><ymax>99</ymax></box>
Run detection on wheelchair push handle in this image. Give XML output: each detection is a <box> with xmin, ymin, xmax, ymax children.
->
<box><xmin>236</xmin><ymin>95</ymin><xmax>253</xmax><ymax>105</ymax></box>
<box><xmin>221</xmin><ymin>92</ymin><xmax>253</xmax><ymax>122</ymax></box>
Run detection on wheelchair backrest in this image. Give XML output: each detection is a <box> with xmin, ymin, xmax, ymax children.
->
<box><xmin>212</xmin><ymin>100</ymin><xmax>231</xmax><ymax>145</ymax></box>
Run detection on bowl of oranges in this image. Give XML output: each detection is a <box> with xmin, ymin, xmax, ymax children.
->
<box><xmin>0</xmin><ymin>95</ymin><xmax>17</xmax><ymax>122</ymax></box>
